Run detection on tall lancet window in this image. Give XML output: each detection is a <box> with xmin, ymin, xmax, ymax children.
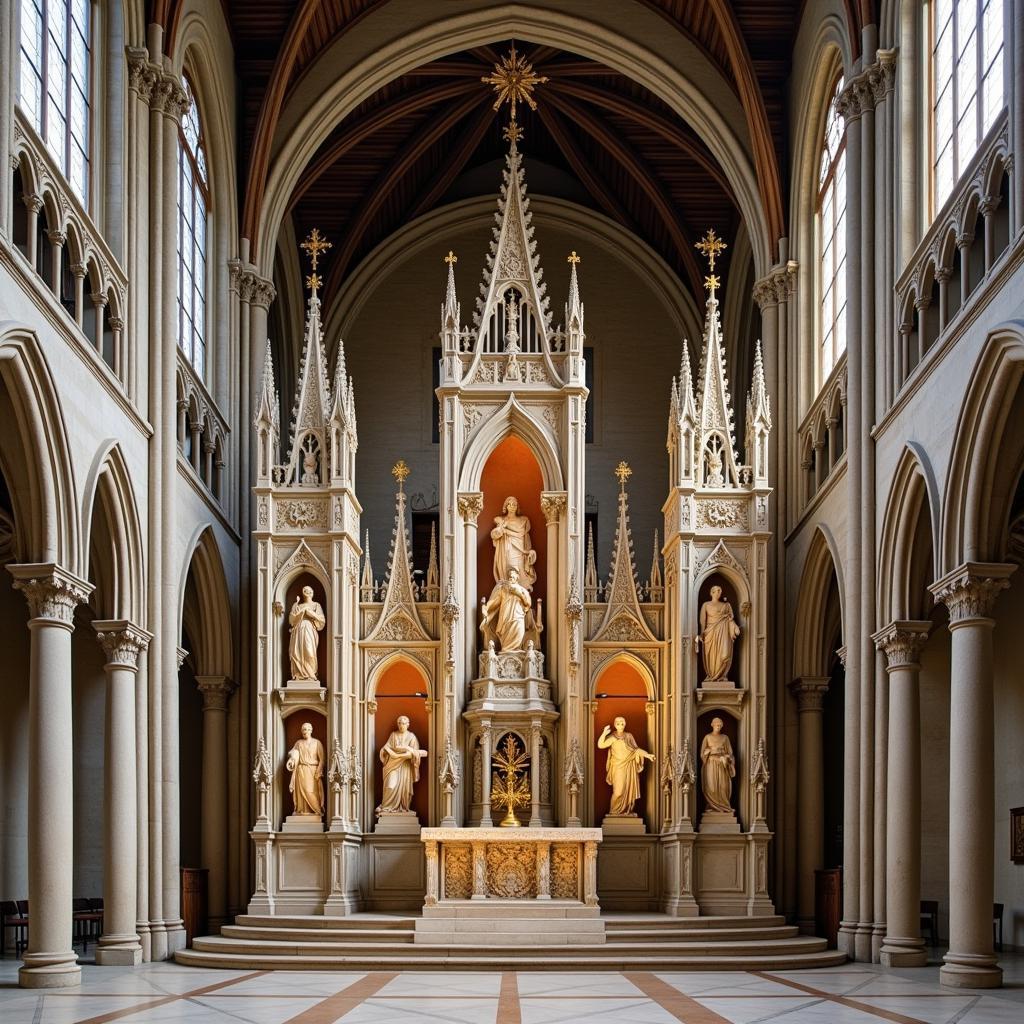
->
<box><xmin>931</xmin><ymin>0</ymin><xmax>1005</xmax><ymax>210</ymax></box>
<box><xmin>176</xmin><ymin>78</ymin><xmax>209</xmax><ymax>377</ymax></box>
<box><xmin>818</xmin><ymin>74</ymin><xmax>847</xmax><ymax>382</ymax></box>
<box><xmin>18</xmin><ymin>0</ymin><xmax>91</xmax><ymax>205</ymax></box>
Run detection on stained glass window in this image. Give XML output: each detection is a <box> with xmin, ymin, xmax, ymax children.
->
<box><xmin>818</xmin><ymin>75</ymin><xmax>847</xmax><ymax>381</ymax></box>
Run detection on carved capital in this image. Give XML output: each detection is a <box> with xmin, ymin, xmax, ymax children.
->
<box><xmin>539</xmin><ymin>491</ymin><xmax>567</xmax><ymax>525</ymax></box>
<box><xmin>8</xmin><ymin>564</ymin><xmax>92</xmax><ymax>626</ymax></box>
<box><xmin>930</xmin><ymin>562</ymin><xmax>1015</xmax><ymax>623</ymax></box>
<box><xmin>23</xmin><ymin>193</ymin><xmax>43</xmax><ymax>215</ymax></box>
<box><xmin>196</xmin><ymin>675</ymin><xmax>234</xmax><ymax>710</ymax></box>
<box><xmin>70</xmin><ymin>261</ymin><xmax>87</xmax><ymax>280</ymax></box>
<box><xmin>176</xmin><ymin>646</ymin><xmax>189</xmax><ymax>669</ymax></box>
<box><xmin>457</xmin><ymin>492</ymin><xmax>484</xmax><ymax>524</ymax></box>
<box><xmin>108</xmin><ymin>316</ymin><xmax>124</xmax><ymax>332</ymax></box>
<box><xmin>871</xmin><ymin>620</ymin><xmax>931</xmax><ymax>669</ymax></box>
<box><xmin>979</xmin><ymin>194</ymin><xmax>1002</xmax><ymax>218</ymax></box>
<box><xmin>126</xmin><ymin>47</ymin><xmax>158</xmax><ymax>103</ymax></box>
<box><xmin>91</xmin><ymin>291</ymin><xmax>109</xmax><ymax>309</ymax></box>
<box><xmin>93</xmin><ymin>619</ymin><xmax>151</xmax><ymax>670</ymax></box>
<box><xmin>47</xmin><ymin>229</ymin><xmax>66</xmax><ymax>247</ymax></box>
<box><xmin>789</xmin><ymin>676</ymin><xmax>829</xmax><ymax>711</ymax></box>
<box><xmin>835</xmin><ymin>645</ymin><xmax>847</xmax><ymax>668</ymax></box>
<box><xmin>752</xmin><ymin>275</ymin><xmax>779</xmax><ymax>311</ymax></box>
<box><xmin>934</xmin><ymin>267</ymin><xmax>952</xmax><ymax>284</ymax></box>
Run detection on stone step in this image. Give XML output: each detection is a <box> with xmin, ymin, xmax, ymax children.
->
<box><xmin>222</xmin><ymin>925</ymin><xmax>417</xmax><ymax>943</ymax></box>
<box><xmin>176</xmin><ymin>946</ymin><xmax>847</xmax><ymax>972</ymax></box>
<box><xmin>603</xmin><ymin>914</ymin><xmax>787</xmax><ymax>929</ymax></box>
<box><xmin>606</xmin><ymin>925</ymin><xmax>801</xmax><ymax>942</ymax></box>
<box><xmin>236</xmin><ymin>914</ymin><xmax>415</xmax><ymax>930</ymax></box>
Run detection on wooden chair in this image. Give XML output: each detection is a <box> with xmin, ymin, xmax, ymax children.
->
<box><xmin>4</xmin><ymin>900</ymin><xmax>29</xmax><ymax>956</ymax></box>
<box><xmin>920</xmin><ymin>900</ymin><xmax>940</xmax><ymax>947</ymax></box>
<box><xmin>994</xmin><ymin>902</ymin><xmax>1003</xmax><ymax>952</ymax></box>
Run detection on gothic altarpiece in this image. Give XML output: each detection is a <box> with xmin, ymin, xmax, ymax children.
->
<box><xmin>247</xmin><ymin>127</ymin><xmax>775</xmax><ymax>921</ymax></box>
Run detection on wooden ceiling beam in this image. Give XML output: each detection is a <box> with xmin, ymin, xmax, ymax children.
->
<box><xmin>545</xmin><ymin>91</ymin><xmax>704</xmax><ymax>296</ymax></box>
<box><xmin>289</xmin><ymin>80</ymin><xmax>481</xmax><ymax>207</ymax></box>
<box><xmin>324</xmin><ymin>92</ymin><xmax>490</xmax><ymax>296</ymax></box>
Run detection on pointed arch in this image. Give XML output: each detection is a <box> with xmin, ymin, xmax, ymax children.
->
<box><xmin>366</xmin><ymin>651</ymin><xmax>433</xmax><ymax>702</ymax></box>
<box><xmin>0</xmin><ymin>324</ymin><xmax>78</xmax><ymax>568</ymax></box>
<box><xmin>591</xmin><ymin>651</ymin><xmax>656</xmax><ymax>701</ymax></box>
<box><xmin>793</xmin><ymin>525</ymin><xmax>845</xmax><ymax>678</ymax></box>
<box><xmin>178</xmin><ymin>525</ymin><xmax>232</xmax><ymax>677</ymax></box>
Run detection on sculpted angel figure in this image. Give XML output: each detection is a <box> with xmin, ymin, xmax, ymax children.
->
<box><xmin>377</xmin><ymin>716</ymin><xmax>428</xmax><ymax>816</ymax></box>
<box><xmin>598</xmin><ymin>716</ymin><xmax>655</xmax><ymax>816</ymax></box>
<box><xmin>700</xmin><ymin>717</ymin><xmax>736</xmax><ymax>814</ymax></box>
<box><xmin>695</xmin><ymin>585</ymin><xmax>741</xmax><ymax>681</ymax></box>
<box><xmin>286</xmin><ymin>722</ymin><xmax>325</xmax><ymax>816</ymax></box>
<box><xmin>490</xmin><ymin>496</ymin><xmax>537</xmax><ymax>590</ymax></box>
<box><xmin>288</xmin><ymin>585</ymin><xmax>325</xmax><ymax>681</ymax></box>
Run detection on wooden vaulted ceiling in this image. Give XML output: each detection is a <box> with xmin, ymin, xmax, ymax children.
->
<box><xmin>167</xmin><ymin>1</ymin><xmax>871</xmax><ymax>305</ymax></box>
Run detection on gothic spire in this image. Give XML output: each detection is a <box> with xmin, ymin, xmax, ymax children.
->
<box><xmin>584</xmin><ymin>520</ymin><xmax>599</xmax><ymax>602</ymax></box>
<box><xmin>360</xmin><ymin>530</ymin><xmax>375</xmax><ymax>602</ymax></box>
<box><xmin>255</xmin><ymin>338</ymin><xmax>278</xmax><ymax>431</ymax></box>
<box><xmin>442</xmin><ymin>250</ymin><xmax>460</xmax><ymax>332</ymax></box>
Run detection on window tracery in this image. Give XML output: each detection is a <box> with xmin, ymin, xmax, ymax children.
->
<box><xmin>817</xmin><ymin>74</ymin><xmax>847</xmax><ymax>382</ymax></box>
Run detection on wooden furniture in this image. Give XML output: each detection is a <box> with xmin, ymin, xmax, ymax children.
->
<box><xmin>814</xmin><ymin>868</ymin><xmax>841</xmax><ymax>948</ymax></box>
<box><xmin>1</xmin><ymin>900</ymin><xmax>29</xmax><ymax>956</ymax></box>
<box><xmin>994</xmin><ymin>902</ymin><xmax>1003</xmax><ymax>952</ymax></box>
<box><xmin>181</xmin><ymin>868</ymin><xmax>208</xmax><ymax>947</ymax></box>
<box><xmin>72</xmin><ymin>897</ymin><xmax>103</xmax><ymax>954</ymax></box>
<box><xmin>920</xmin><ymin>899</ymin><xmax>940</xmax><ymax>947</ymax></box>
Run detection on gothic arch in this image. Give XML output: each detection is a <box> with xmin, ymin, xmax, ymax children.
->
<box><xmin>941</xmin><ymin>324</ymin><xmax>1024</xmax><ymax>571</ymax></box>
<box><xmin>366</xmin><ymin>652</ymin><xmax>432</xmax><ymax>702</ymax></box>
<box><xmin>247</xmin><ymin>2</ymin><xmax>773</xmax><ymax>278</ymax></box>
<box><xmin>793</xmin><ymin>525</ymin><xmax>846</xmax><ymax>678</ymax></box>
<box><xmin>459</xmin><ymin>395</ymin><xmax>563</xmax><ymax>493</ymax></box>
<box><xmin>178</xmin><ymin>525</ymin><xmax>232</xmax><ymax>678</ymax></box>
<box><xmin>0</xmin><ymin>325</ymin><xmax>78</xmax><ymax>568</ymax></box>
<box><xmin>590</xmin><ymin>652</ymin><xmax>656</xmax><ymax>701</ymax></box>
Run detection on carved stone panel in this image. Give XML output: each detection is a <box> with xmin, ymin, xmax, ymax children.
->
<box><xmin>486</xmin><ymin>843</ymin><xmax>537</xmax><ymax>898</ymax></box>
<box><xmin>443</xmin><ymin>845</ymin><xmax>472</xmax><ymax>900</ymax></box>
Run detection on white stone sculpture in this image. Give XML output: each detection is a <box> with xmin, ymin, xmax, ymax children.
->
<box><xmin>695</xmin><ymin>585</ymin><xmax>741</xmax><ymax>682</ymax></box>
<box><xmin>700</xmin><ymin>716</ymin><xmax>736</xmax><ymax>815</ymax></box>
<box><xmin>377</xmin><ymin>715</ymin><xmax>428</xmax><ymax>817</ymax></box>
<box><xmin>286</xmin><ymin>722</ymin><xmax>325</xmax><ymax>816</ymax></box>
<box><xmin>490</xmin><ymin>496</ymin><xmax>537</xmax><ymax>589</ymax></box>
<box><xmin>598</xmin><ymin>716</ymin><xmax>655</xmax><ymax>818</ymax></box>
<box><xmin>482</xmin><ymin>566</ymin><xmax>534</xmax><ymax>652</ymax></box>
<box><xmin>288</xmin><ymin>585</ymin><xmax>325</xmax><ymax>681</ymax></box>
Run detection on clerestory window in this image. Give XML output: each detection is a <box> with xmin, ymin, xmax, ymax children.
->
<box><xmin>818</xmin><ymin>74</ymin><xmax>847</xmax><ymax>382</ymax></box>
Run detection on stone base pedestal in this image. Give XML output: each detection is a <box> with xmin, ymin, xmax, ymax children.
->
<box><xmin>283</xmin><ymin>814</ymin><xmax>324</xmax><ymax>833</ymax></box>
<box><xmin>323</xmin><ymin>831</ymin><xmax>363</xmax><ymax>917</ymax></box>
<box><xmin>601</xmin><ymin>814</ymin><xmax>646</xmax><ymax>835</ymax></box>
<box><xmin>95</xmin><ymin>944</ymin><xmax>143</xmax><ymax>966</ymax></box>
<box><xmin>18</xmin><ymin>958</ymin><xmax>82</xmax><ymax>989</ymax></box>
<box><xmin>940</xmin><ymin>958</ymin><xmax>1003</xmax><ymax>989</ymax></box>
<box><xmin>660</xmin><ymin>832</ymin><xmax>699</xmax><ymax>917</ymax></box>
<box><xmin>374</xmin><ymin>811</ymin><xmax>420</xmax><ymax>834</ymax></box>
<box><xmin>880</xmin><ymin>942</ymin><xmax>928</xmax><ymax>968</ymax></box>
<box><xmin>416</xmin><ymin>901</ymin><xmax>604</xmax><ymax>945</ymax></box>
<box><xmin>699</xmin><ymin>811</ymin><xmax>740</xmax><ymax>833</ymax></box>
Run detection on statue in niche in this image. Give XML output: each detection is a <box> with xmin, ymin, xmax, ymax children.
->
<box><xmin>480</xmin><ymin>567</ymin><xmax>540</xmax><ymax>652</ymax></box>
<box><xmin>695</xmin><ymin>585</ymin><xmax>741</xmax><ymax>681</ymax></box>
<box><xmin>300</xmin><ymin>435</ymin><xmax>320</xmax><ymax>485</ymax></box>
<box><xmin>288</xmin><ymin>585</ymin><xmax>325</xmax><ymax>681</ymax></box>
<box><xmin>598</xmin><ymin>716</ymin><xmax>655</xmax><ymax>816</ymax></box>
<box><xmin>286</xmin><ymin>722</ymin><xmax>325</xmax><ymax>816</ymax></box>
<box><xmin>377</xmin><ymin>715</ymin><xmax>428</xmax><ymax>817</ymax></box>
<box><xmin>490</xmin><ymin>496</ymin><xmax>537</xmax><ymax>590</ymax></box>
<box><xmin>700</xmin><ymin>717</ymin><xmax>736</xmax><ymax>814</ymax></box>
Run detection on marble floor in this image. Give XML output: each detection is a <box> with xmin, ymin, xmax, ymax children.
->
<box><xmin>1</xmin><ymin>955</ymin><xmax>1023</xmax><ymax>1024</ymax></box>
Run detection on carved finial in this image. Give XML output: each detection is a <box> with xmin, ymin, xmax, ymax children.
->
<box><xmin>695</xmin><ymin>228</ymin><xmax>727</xmax><ymax>273</ymax></box>
<box><xmin>444</xmin><ymin>250</ymin><xmax>457</xmax><ymax>265</ymax></box>
<box><xmin>301</xmin><ymin>228</ymin><xmax>332</xmax><ymax>296</ymax></box>
<box><xmin>567</xmin><ymin>251</ymin><xmax>581</xmax><ymax>265</ymax></box>
<box><xmin>482</xmin><ymin>44</ymin><xmax>548</xmax><ymax>122</ymax></box>
<box><xmin>614</xmin><ymin>460</ymin><xmax>632</xmax><ymax>492</ymax></box>
<box><xmin>391</xmin><ymin>459</ymin><xmax>410</xmax><ymax>491</ymax></box>
<box><xmin>502</xmin><ymin>119</ymin><xmax>524</xmax><ymax>144</ymax></box>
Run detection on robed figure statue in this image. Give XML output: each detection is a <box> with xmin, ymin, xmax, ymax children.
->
<box><xmin>288</xmin><ymin>585</ymin><xmax>325</xmax><ymax>681</ymax></box>
<box><xmin>482</xmin><ymin>566</ymin><xmax>535</xmax><ymax>652</ymax></box>
<box><xmin>700</xmin><ymin>716</ymin><xmax>736</xmax><ymax>814</ymax></box>
<box><xmin>695</xmin><ymin>585</ymin><xmax>741</xmax><ymax>681</ymax></box>
<box><xmin>598</xmin><ymin>716</ymin><xmax>655</xmax><ymax>816</ymax></box>
<box><xmin>490</xmin><ymin>496</ymin><xmax>537</xmax><ymax>589</ymax></box>
<box><xmin>377</xmin><ymin>716</ymin><xmax>428</xmax><ymax>816</ymax></box>
<box><xmin>286</xmin><ymin>722</ymin><xmax>325</xmax><ymax>816</ymax></box>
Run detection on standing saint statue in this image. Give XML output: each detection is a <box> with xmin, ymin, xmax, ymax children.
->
<box><xmin>286</xmin><ymin>721</ymin><xmax>325</xmax><ymax>816</ymax></box>
<box><xmin>700</xmin><ymin>716</ymin><xmax>736</xmax><ymax>814</ymax></box>
<box><xmin>490</xmin><ymin>496</ymin><xmax>537</xmax><ymax>590</ymax></box>
<box><xmin>481</xmin><ymin>566</ymin><xmax>535</xmax><ymax>652</ymax></box>
<box><xmin>377</xmin><ymin>715</ymin><xmax>428</xmax><ymax>817</ymax></box>
<box><xmin>288</xmin><ymin>585</ymin><xmax>325</xmax><ymax>681</ymax></box>
<box><xmin>598</xmin><ymin>716</ymin><xmax>655</xmax><ymax>816</ymax></box>
<box><xmin>695</xmin><ymin>585</ymin><xmax>741</xmax><ymax>681</ymax></box>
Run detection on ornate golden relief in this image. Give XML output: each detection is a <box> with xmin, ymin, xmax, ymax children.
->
<box><xmin>486</xmin><ymin>843</ymin><xmax>537</xmax><ymax>898</ymax></box>
<box><xmin>551</xmin><ymin>845</ymin><xmax>579</xmax><ymax>899</ymax></box>
<box><xmin>443</xmin><ymin>844</ymin><xmax>472</xmax><ymax>899</ymax></box>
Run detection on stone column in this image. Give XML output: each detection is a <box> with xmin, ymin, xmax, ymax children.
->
<box><xmin>529</xmin><ymin>721</ymin><xmax>542</xmax><ymax>827</ymax></box>
<box><xmin>91</xmin><ymin>292</ymin><xmax>108</xmax><ymax>353</ymax></box>
<box><xmin>478</xmin><ymin>723</ymin><xmax>492</xmax><ymax>827</ymax></box>
<box><xmin>197</xmin><ymin>676</ymin><xmax>234</xmax><ymax>932</ymax></box>
<box><xmin>789</xmin><ymin>677</ymin><xmax>829</xmax><ymax>935</ymax></box>
<box><xmin>873</xmin><ymin>620</ymin><xmax>930</xmax><ymax>968</ymax></box>
<box><xmin>93</xmin><ymin>621</ymin><xmax>151</xmax><ymax>966</ymax></box>
<box><xmin>71</xmin><ymin>263</ymin><xmax>87</xmax><ymax>330</ymax></box>
<box><xmin>458</xmin><ymin>493</ymin><xmax>483</xmax><ymax>681</ymax></box>
<box><xmin>47</xmin><ymin>230</ymin><xmax>64</xmax><ymax>295</ymax></box>
<box><xmin>540</xmin><ymin>492</ymin><xmax>566</xmax><ymax>670</ymax></box>
<box><xmin>8</xmin><ymin>565</ymin><xmax>92</xmax><ymax>989</ymax></box>
<box><xmin>930</xmin><ymin>564</ymin><xmax>1014</xmax><ymax>988</ymax></box>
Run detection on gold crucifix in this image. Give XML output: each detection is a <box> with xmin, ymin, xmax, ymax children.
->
<box><xmin>444</xmin><ymin>250</ymin><xmax>457</xmax><ymax>265</ymax></box>
<box><xmin>568</xmin><ymin>251</ymin><xmax>581</xmax><ymax>265</ymax></box>
<box><xmin>615</xmin><ymin>460</ymin><xmax>632</xmax><ymax>492</ymax></box>
<box><xmin>695</xmin><ymin>228</ymin><xmax>727</xmax><ymax>296</ymax></box>
<box><xmin>391</xmin><ymin>459</ymin><xmax>410</xmax><ymax>492</ymax></box>
<box><xmin>301</xmin><ymin>228</ymin><xmax>332</xmax><ymax>294</ymax></box>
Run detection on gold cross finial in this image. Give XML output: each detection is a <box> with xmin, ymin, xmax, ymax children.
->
<box><xmin>482</xmin><ymin>44</ymin><xmax>548</xmax><ymax>124</ymax></box>
<box><xmin>704</xmin><ymin>273</ymin><xmax>720</xmax><ymax>294</ymax></box>
<box><xmin>568</xmin><ymin>251</ymin><xmax>581</xmax><ymax>265</ymax></box>
<box><xmin>301</xmin><ymin>228</ymin><xmax>332</xmax><ymax>272</ymax></box>
<box><xmin>502</xmin><ymin>120</ymin><xmax>524</xmax><ymax>144</ymax></box>
<box><xmin>444</xmin><ymin>250</ymin><xmax>457</xmax><ymax>265</ymax></box>
<box><xmin>614</xmin><ymin>460</ymin><xmax>632</xmax><ymax>491</ymax></box>
<box><xmin>392</xmin><ymin>459</ymin><xmax>410</xmax><ymax>491</ymax></box>
<box><xmin>305</xmin><ymin>272</ymin><xmax>322</xmax><ymax>293</ymax></box>
<box><xmin>695</xmin><ymin>228</ymin><xmax>727</xmax><ymax>274</ymax></box>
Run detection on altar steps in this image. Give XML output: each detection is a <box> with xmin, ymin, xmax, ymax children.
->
<box><xmin>175</xmin><ymin>912</ymin><xmax>846</xmax><ymax>971</ymax></box>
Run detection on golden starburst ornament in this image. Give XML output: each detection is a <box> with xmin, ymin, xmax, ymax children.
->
<box><xmin>491</xmin><ymin>734</ymin><xmax>531</xmax><ymax>827</ymax></box>
<box><xmin>615</xmin><ymin>460</ymin><xmax>632</xmax><ymax>491</ymax></box>
<box><xmin>482</xmin><ymin>44</ymin><xmax>549</xmax><ymax>122</ymax></box>
<box><xmin>391</xmin><ymin>459</ymin><xmax>410</xmax><ymax>491</ymax></box>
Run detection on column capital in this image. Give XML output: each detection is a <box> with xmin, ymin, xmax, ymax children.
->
<box><xmin>126</xmin><ymin>47</ymin><xmax>159</xmax><ymax>103</ymax></box>
<box><xmin>789</xmin><ymin>676</ymin><xmax>829</xmax><ymax>711</ymax></box>
<box><xmin>93</xmin><ymin>619</ymin><xmax>152</xmax><ymax>670</ymax></box>
<box><xmin>457</xmin><ymin>491</ymin><xmax>484</xmax><ymax>524</ymax></box>
<box><xmin>8</xmin><ymin>563</ymin><xmax>92</xmax><ymax>626</ymax></box>
<box><xmin>539</xmin><ymin>491</ymin><xmax>567</xmax><ymax>525</ymax></box>
<box><xmin>835</xmin><ymin>645</ymin><xmax>847</xmax><ymax>668</ymax></box>
<box><xmin>196</xmin><ymin>675</ymin><xmax>234</xmax><ymax>710</ymax></box>
<box><xmin>929</xmin><ymin>562</ymin><xmax>1016</xmax><ymax>623</ymax></box>
<box><xmin>871</xmin><ymin>620</ymin><xmax>931</xmax><ymax>669</ymax></box>
<box><xmin>229</xmin><ymin>261</ymin><xmax>276</xmax><ymax>308</ymax></box>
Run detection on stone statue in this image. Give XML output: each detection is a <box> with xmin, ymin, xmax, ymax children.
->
<box><xmin>700</xmin><ymin>717</ymin><xmax>736</xmax><ymax>814</ymax></box>
<box><xmin>490</xmin><ymin>496</ymin><xmax>537</xmax><ymax>590</ymax></box>
<box><xmin>481</xmin><ymin>567</ymin><xmax>536</xmax><ymax>652</ymax></box>
<box><xmin>377</xmin><ymin>715</ymin><xmax>428</xmax><ymax>817</ymax></box>
<box><xmin>286</xmin><ymin>721</ymin><xmax>325</xmax><ymax>816</ymax></box>
<box><xmin>598</xmin><ymin>716</ymin><xmax>655</xmax><ymax>816</ymax></box>
<box><xmin>288</xmin><ymin>585</ymin><xmax>325</xmax><ymax>681</ymax></box>
<box><xmin>695</xmin><ymin>585</ymin><xmax>741</xmax><ymax>681</ymax></box>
